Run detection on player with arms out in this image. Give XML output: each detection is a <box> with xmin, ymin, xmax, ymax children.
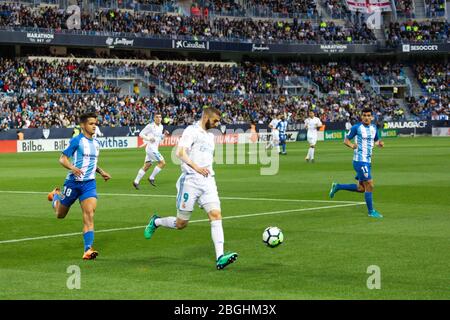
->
<box><xmin>133</xmin><ymin>112</ymin><xmax>168</xmax><ymax>188</ymax></box>
<box><xmin>47</xmin><ymin>112</ymin><xmax>112</xmax><ymax>259</ymax></box>
<box><xmin>143</xmin><ymin>107</ymin><xmax>238</xmax><ymax>270</ymax></box>
<box><xmin>329</xmin><ymin>108</ymin><xmax>384</xmax><ymax>218</ymax></box>
<box><xmin>266</xmin><ymin>114</ymin><xmax>280</xmax><ymax>153</ymax></box>
<box><xmin>276</xmin><ymin>115</ymin><xmax>288</xmax><ymax>155</ymax></box>
<box><xmin>304</xmin><ymin>110</ymin><xmax>322</xmax><ymax>163</ymax></box>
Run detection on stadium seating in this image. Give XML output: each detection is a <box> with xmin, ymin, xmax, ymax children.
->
<box><xmin>0</xmin><ymin>4</ymin><xmax>376</xmax><ymax>44</ymax></box>
<box><xmin>386</xmin><ymin>20</ymin><xmax>449</xmax><ymax>46</ymax></box>
<box><xmin>0</xmin><ymin>0</ymin><xmax>448</xmax><ymax>131</ymax></box>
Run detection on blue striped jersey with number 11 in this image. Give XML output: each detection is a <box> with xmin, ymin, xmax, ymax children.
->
<box><xmin>346</xmin><ymin>123</ymin><xmax>379</xmax><ymax>163</ymax></box>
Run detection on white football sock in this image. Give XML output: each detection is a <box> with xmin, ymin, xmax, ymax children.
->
<box><xmin>276</xmin><ymin>145</ymin><xmax>280</xmax><ymax>153</ymax></box>
<box><xmin>134</xmin><ymin>169</ymin><xmax>146</xmax><ymax>184</ymax></box>
<box><xmin>211</xmin><ymin>220</ymin><xmax>224</xmax><ymax>260</ymax></box>
<box><xmin>150</xmin><ymin>166</ymin><xmax>162</xmax><ymax>180</ymax></box>
<box><xmin>155</xmin><ymin>217</ymin><xmax>177</xmax><ymax>229</ymax></box>
<box><xmin>310</xmin><ymin>147</ymin><xmax>315</xmax><ymax>160</ymax></box>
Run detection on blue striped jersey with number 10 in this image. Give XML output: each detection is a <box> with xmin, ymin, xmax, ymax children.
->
<box><xmin>346</xmin><ymin>123</ymin><xmax>379</xmax><ymax>163</ymax></box>
<box><xmin>62</xmin><ymin>134</ymin><xmax>100</xmax><ymax>181</ymax></box>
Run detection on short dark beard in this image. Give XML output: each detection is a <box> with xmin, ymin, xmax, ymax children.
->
<box><xmin>205</xmin><ymin>119</ymin><xmax>213</xmax><ymax>130</ymax></box>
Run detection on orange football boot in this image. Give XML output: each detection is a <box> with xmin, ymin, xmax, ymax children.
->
<box><xmin>82</xmin><ymin>248</ymin><xmax>99</xmax><ymax>260</ymax></box>
<box><xmin>47</xmin><ymin>187</ymin><xmax>60</xmax><ymax>202</ymax></box>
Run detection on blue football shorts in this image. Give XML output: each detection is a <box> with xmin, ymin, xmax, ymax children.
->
<box><xmin>353</xmin><ymin>161</ymin><xmax>372</xmax><ymax>182</ymax></box>
<box><xmin>59</xmin><ymin>179</ymin><xmax>97</xmax><ymax>207</ymax></box>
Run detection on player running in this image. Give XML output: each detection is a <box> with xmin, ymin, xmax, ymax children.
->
<box><xmin>276</xmin><ymin>115</ymin><xmax>288</xmax><ymax>155</ymax></box>
<box><xmin>304</xmin><ymin>110</ymin><xmax>323</xmax><ymax>163</ymax></box>
<box><xmin>133</xmin><ymin>113</ymin><xmax>168</xmax><ymax>188</ymax></box>
<box><xmin>266</xmin><ymin>114</ymin><xmax>280</xmax><ymax>153</ymax></box>
<box><xmin>143</xmin><ymin>107</ymin><xmax>238</xmax><ymax>270</ymax></box>
<box><xmin>47</xmin><ymin>112</ymin><xmax>112</xmax><ymax>260</ymax></box>
<box><xmin>329</xmin><ymin>108</ymin><xmax>384</xmax><ymax>218</ymax></box>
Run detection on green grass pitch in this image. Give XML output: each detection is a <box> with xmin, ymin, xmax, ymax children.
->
<box><xmin>0</xmin><ymin>137</ymin><xmax>449</xmax><ymax>299</ymax></box>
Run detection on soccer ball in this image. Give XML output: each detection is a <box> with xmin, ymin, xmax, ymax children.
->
<box><xmin>262</xmin><ymin>226</ymin><xmax>284</xmax><ymax>248</ymax></box>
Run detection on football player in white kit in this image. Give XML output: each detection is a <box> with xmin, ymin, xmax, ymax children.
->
<box><xmin>266</xmin><ymin>114</ymin><xmax>281</xmax><ymax>153</ymax></box>
<box><xmin>133</xmin><ymin>113</ymin><xmax>168</xmax><ymax>188</ymax></box>
<box><xmin>304</xmin><ymin>110</ymin><xmax>323</xmax><ymax>163</ymax></box>
<box><xmin>143</xmin><ymin>107</ymin><xmax>238</xmax><ymax>270</ymax></box>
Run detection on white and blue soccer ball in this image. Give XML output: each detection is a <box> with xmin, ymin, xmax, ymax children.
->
<box><xmin>262</xmin><ymin>226</ymin><xmax>284</xmax><ymax>248</ymax></box>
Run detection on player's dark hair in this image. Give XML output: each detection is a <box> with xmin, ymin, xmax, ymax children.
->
<box><xmin>362</xmin><ymin>108</ymin><xmax>373</xmax><ymax>115</ymax></box>
<box><xmin>79</xmin><ymin>112</ymin><xmax>97</xmax><ymax>123</ymax></box>
<box><xmin>154</xmin><ymin>111</ymin><xmax>162</xmax><ymax>117</ymax></box>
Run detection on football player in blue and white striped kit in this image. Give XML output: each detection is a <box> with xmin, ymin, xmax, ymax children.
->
<box><xmin>276</xmin><ymin>115</ymin><xmax>288</xmax><ymax>155</ymax></box>
<box><xmin>329</xmin><ymin>108</ymin><xmax>384</xmax><ymax>218</ymax></box>
<box><xmin>47</xmin><ymin>112</ymin><xmax>112</xmax><ymax>259</ymax></box>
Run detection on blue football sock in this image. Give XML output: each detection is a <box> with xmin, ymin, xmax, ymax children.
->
<box><xmin>282</xmin><ymin>143</ymin><xmax>286</xmax><ymax>153</ymax></box>
<box><xmin>365</xmin><ymin>192</ymin><xmax>374</xmax><ymax>212</ymax></box>
<box><xmin>52</xmin><ymin>194</ymin><xmax>60</xmax><ymax>209</ymax></box>
<box><xmin>83</xmin><ymin>230</ymin><xmax>94</xmax><ymax>252</ymax></box>
<box><xmin>336</xmin><ymin>184</ymin><xmax>358</xmax><ymax>192</ymax></box>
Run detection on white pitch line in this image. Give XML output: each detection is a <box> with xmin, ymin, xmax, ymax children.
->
<box><xmin>0</xmin><ymin>190</ymin><xmax>363</xmax><ymax>204</ymax></box>
<box><xmin>0</xmin><ymin>202</ymin><xmax>363</xmax><ymax>245</ymax></box>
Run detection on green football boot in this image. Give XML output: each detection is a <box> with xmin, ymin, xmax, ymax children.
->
<box><xmin>144</xmin><ymin>214</ymin><xmax>159</xmax><ymax>240</ymax></box>
<box><xmin>216</xmin><ymin>252</ymin><xmax>238</xmax><ymax>270</ymax></box>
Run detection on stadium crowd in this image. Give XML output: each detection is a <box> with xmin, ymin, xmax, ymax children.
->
<box><xmin>0</xmin><ymin>58</ymin><xmax>120</xmax><ymax>95</ymax></box>
<box><xmin>97</xmin><ymin>60</ymin><xmax>374</xmax><ymax>96</ymax></box>
<box><xmin>413</xmin><ymin>62</ymin><xmax>449</xmax><ymax>94</ymax></box>
<box><xmin>0</xmin><ymin>58</ymin><xmax>448</xmax><ymax>130</ymax></box>
<box><xmin>324</xmin><ymin>0</ymin><xmax>349</xmax><ymax>18</ymax></box>
<box><xmin>0</xmin><ymin>90</ymin><xmax>405</xmax><ymax>131</ymax></box>
<box><xmin>425</xmin><ymin>0</ymin><xmax>446</xmax><ymax>17</ymax></box>
<box><xmin>355</xmin><ymin>62</ymin><xmax>405</xmax><ymax>85</ymax></box>
<box><xmin>394</xmin><ymin>0</ymin><xmax>414</xmax><ymax>16</ymax></box>
<box><xmin>0</xmin><ymin>3</ymin><xmax>376</xmax><ymax>44</ymax></box>
<box><xmin>406</xmin><ymin>94</ymin><xmax>449</xmax><ymax>120</ymax></box>
<box><xmin>386</xmin><ymin>20</ymin><xmax>449</xmax><ymax>46</ymax></box>
<box><xmin>197</xmin><ymin>0</ymin><xmax>318</xmax><ymax>17</ymax></box>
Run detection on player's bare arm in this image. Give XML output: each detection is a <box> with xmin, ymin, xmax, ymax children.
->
<box><xmin>96</xmin><ymin>167</ymin><xmax>111</xmax><ymax>181</ymax></box>
<box><xmin>59</xmin><ymin>154</ymin><xmax>82</xmax><ymax>177</ymax></box>
<box><xmin>344</xmin><ymin>138</ymin><xmax>357</xmax><ymax>150</ymax></box>
<box><xmin>176</xmin><ymin>146</ymin><xmax>210</xmax><ymax>177</ymax></box>
<box><xmin>376</xmin><ymin>140</ymin><xmax>384</xmax><ymax>148</ymax></box>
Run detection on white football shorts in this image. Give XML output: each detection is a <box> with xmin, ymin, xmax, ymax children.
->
<box><xmin>176</xmin><ymin>174</ymin><xmax>221</xmax><ymax>214</ymax></box>
<box><xmin>307</xmin><ymin>133</ymin><xmax>318</xmax><ymax>146</ymax></box>
<box><xmin>145</xmin><ymin>149</ymin><xmax>164</xmax><ymax>163</ymax></box>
